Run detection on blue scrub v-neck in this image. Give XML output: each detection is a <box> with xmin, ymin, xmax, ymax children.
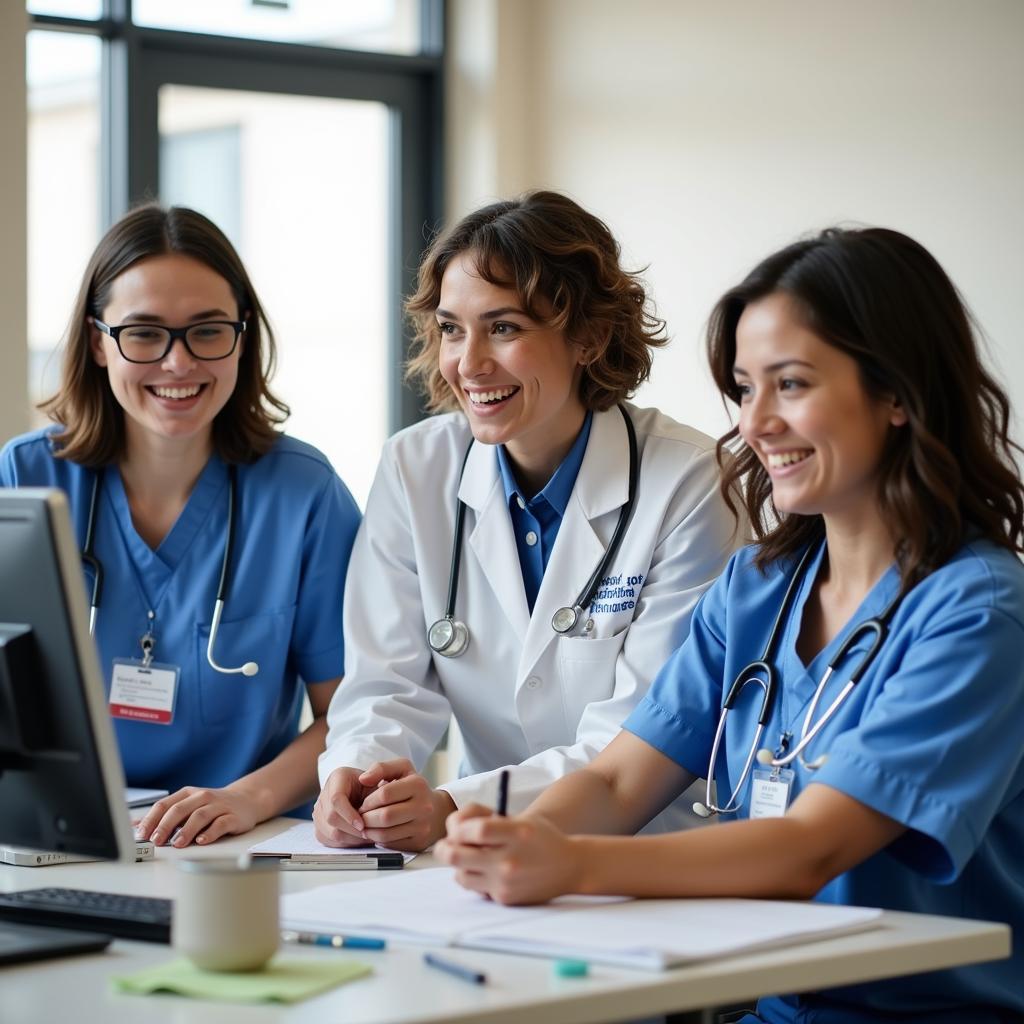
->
<box><xmin>776</xmin><ymin>543</ymin><xmax>901</xmax><ymax>744</ymax></box>
<box><xmin>106</xmin><ymin>456</ymin><xmax>229</xmax><ymax>611</ymax></box>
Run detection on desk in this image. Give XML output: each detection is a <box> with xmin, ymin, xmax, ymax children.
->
<box><xmin>0</xmin><ymin>818</ymin><xmax>1010</xmax><ymax>1024</ymax></box>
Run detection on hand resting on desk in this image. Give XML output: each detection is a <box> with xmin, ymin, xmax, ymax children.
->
<box><xmin>134</xmin><ymin>785</ymin><xmax>264</xmax><ymax>847</ymax></box>
<box><xmin>314</xmin><ymin>758</ymin><xmax>455</xmax><ymax>853</ymax></box>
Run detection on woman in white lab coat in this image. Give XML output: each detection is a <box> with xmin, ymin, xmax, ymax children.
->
<box><xmin>313</xmin><ymin>191</ymin><xmax>739</xmax><ymax>851</ymax></box>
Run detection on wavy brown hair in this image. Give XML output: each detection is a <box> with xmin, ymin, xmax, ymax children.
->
<box><xmin>41</xmin><ymin>204</ymin><xmax>289</xmax><ymax>466</ymax></box>
<box><xmin>405</xmin><ymin>191</ymin><xmax>666</xmax><ymax>412</ymax></box>
<box><xmin>707</xmin><ymin>227</ymin><xmax>1024</xmax><ymax>589</ymax></box>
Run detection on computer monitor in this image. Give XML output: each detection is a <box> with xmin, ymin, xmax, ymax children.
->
<box><xmin>0</xmin><ymin>488</ymin><xmax>133</xmax><ymax>862</ymax></box>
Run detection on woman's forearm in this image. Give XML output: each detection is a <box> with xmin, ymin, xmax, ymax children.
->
<box><xmin>523</xmin><ymin>767</ymin><xmax>633</xmax><ymax>834</ymax></box>
<box><xmin>525</xmin><ymin>733</ymin><xmax>698</xmax><ymax>836</ymax></box>
<box><xmin>571</xmin><ymin>785</ymin><xmax>905</xmax><ymax>900</ymax></box>
<box><xmin>228</xmin><ymin>714</ymin><xmax>329</xmax><ymax>822</ymax></box>
<box><xmin>571</xmin><ymin>818</ymin><xmax>823</xmax><ymax>899</ymax></box>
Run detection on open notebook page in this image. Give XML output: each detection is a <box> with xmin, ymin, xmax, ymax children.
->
<box><xmin>281</xmin><ymin>867</ymin><xmax>605</xmax><ymax>943</ymax></box>
<box><xmin>281</xmin><ymin>867</ymin><xmax>882</xmax><ymax>969</ymax></box>
<box><xmin>468</xmin><ymin>894</ymin><xmax>883</xmax><ymax>969</ymax></box>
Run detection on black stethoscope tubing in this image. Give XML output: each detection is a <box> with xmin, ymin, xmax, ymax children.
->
<box><xmin>82</xmin><ymin>470</ymin><xmax>104</xmax><ymax>637</ymax></box>
<box><xmin>428</xmin><ymin>403</ymin><xmax>639</xmax><ymax>657</ymax></box>
<box><xmin>719</xmin><ymin>542</ymin><xmax>818</xmax><ymax>728</ymax></box>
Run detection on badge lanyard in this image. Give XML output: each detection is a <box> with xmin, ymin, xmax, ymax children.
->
<box><xmin>86</xmin><ymin>469</ymin><xmax>182</xmax><ymax>726</ymax></box>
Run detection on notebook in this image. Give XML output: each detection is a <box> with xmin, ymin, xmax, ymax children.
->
<box><xmin>281</xmin><ymin>867</ymin><xmax>883</xmax><ymax>970</ymax></box>
<box><xmin>125</xmin><ymin>787</ymin><xmax>170</xmax><ymax>808</ymax></box>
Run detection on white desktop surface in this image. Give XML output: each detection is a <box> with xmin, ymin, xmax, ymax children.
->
<box><xmin>0</xmin><ymin>818</ymin><xmax>1010</xmax><ymax>1024</ymax></box>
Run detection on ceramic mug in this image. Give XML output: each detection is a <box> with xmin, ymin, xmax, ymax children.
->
<box><xmin>172</xmin><ymin>857</ymin><xmax>279</xmax><ymax>971</ymax></box>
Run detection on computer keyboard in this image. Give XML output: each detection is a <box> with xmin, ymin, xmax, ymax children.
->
<box><xmin>0</xmin><ymin>887</ymin><xmax>172</xmax><ymax>943</ymax></box>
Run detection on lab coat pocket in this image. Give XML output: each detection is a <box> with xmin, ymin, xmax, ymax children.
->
<box><xmin>195</xmin><ymin>605</ymin><xmax>297</xmax><ymax>726</ymax></box>
<box><xmin>557</xmin><ymin>629</ymin><xmax>628</xmax><ymax>733</ymax></box>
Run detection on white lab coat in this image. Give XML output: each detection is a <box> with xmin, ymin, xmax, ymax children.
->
<box><xmin>321</xmin><ymin>403</ymin><xmax>741</xmax><ymax>829</ymax></box>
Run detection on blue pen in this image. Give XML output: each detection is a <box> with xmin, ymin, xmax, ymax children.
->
<box><xmin>424</xmin><ymin>951</ymin><xmax>487</xmax><ymax>985</ymax></box>
<box><xmin>283</xmin><ymin>930</ymin><xmax>386</xmax><ymax>950</ymax></box>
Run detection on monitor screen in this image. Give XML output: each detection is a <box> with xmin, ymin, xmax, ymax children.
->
<box><xmin>0</xmin><ymin>488</ymin><xmax>133</xmax><ymax>861</ymax></box>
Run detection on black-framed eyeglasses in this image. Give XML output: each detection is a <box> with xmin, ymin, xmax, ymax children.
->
<box><xmin>93</xmin><ymin>319</ymin><xmax>246</xmax><ymax>364</ymax></box>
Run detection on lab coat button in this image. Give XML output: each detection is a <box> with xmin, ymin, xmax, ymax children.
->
<box><xmin>525</xmin><ymin>531</ymin><xmax>538</xmax><ymax>546</ymax></box>
<box><xmin>526</xmin><ymin>676</ymin><xmax>541</xmax><ymax>689</ymax></box>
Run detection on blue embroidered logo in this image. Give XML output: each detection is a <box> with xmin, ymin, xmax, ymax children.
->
<box><xmin>589</xmin><ymin>573</ymin><xmax>644</xmax><ymax>614</ymax></box>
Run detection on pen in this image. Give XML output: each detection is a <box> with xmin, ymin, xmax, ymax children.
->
<box><xmin>423</xmin><ymin>951</ymin><xmax>487</xmax><ymax>985</ymax></box>
<box><xmin>496</xmin><ymin>768</ymin><xmax>509</xmax><ymax>817</ymax></box>
<box><xmin>282</xmin><ymin>930</ymin><xmax>386</xmax><ymax>950</ymax></box>
<box><xmin>278</xmin><ymin>854</ymin><xmax>404</xmax><ymax>870</ymax></box>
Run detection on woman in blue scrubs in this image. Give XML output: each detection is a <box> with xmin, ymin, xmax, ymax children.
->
<box><xmin>0</xmin><ymin>205</ymin><xmax>360</xmax><ymax>847</ymax></box>
<box><xmin>438</xmin><ymin>227</ymin><xmax>1024</xmax><ymax>1021</ymax></box>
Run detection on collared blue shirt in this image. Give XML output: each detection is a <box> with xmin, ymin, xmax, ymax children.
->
<box><xmin>0</xmin><ymin>427</ymin><xmax>360</xmax><ymax>816</ymax></box>
<box><xmin>496</xmin><ymin>412</ymin><xmax>593</xmax><ymax>611</ymax></box>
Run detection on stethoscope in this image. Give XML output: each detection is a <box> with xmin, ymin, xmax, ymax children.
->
<box><xmin>693</xmin><ymin>543</ymin><xmax>902</xmax><ymax>818</ymax></box>
<box><xmin>81</xmin><ymin>465</ymin><xmax>259</xmax><ymax>677</ymax></box>
<box><xmin>427</xmin><ymin>403</ymin><xmax>639</xmax><ymax>658</ymax></box>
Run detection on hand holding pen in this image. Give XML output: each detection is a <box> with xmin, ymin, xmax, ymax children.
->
<box><xmin>436</xmin><ymin>769</ymin><xmax>581</xmax><ymax>905</ymax></box>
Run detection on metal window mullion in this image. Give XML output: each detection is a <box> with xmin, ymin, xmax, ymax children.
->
<box><xmin>100</xmin><ymin>32</ymin><xmax>128</xmax><ymax>226</ymax></box>
<box><xmin>420</xmin><ymin>0</ymin><xmax>446</xmax><ymax>57</ymax></box>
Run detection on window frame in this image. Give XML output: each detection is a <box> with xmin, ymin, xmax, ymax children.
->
<box><xmin>28</xmin><ymin>0</ymin><xmax>445</xmax><ymax>432</ymax></box>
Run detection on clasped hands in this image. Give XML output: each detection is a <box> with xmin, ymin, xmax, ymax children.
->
<box><xmin>313</xmin><ymin>758</ymin><xmax>456</xmax><ymax>852</ymax></box>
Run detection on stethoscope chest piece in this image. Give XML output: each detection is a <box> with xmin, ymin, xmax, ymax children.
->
<box><xmin>428</xmin><ymin>616</ymin><xmax>469</xmax><ymax>658</ymax></box>
<box><xmin>551</xmin><ymin>606</ymin><xmax>578</xmax><ymax>634</ymax></box>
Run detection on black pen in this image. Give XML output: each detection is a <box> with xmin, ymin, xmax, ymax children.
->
<box><xmin>424</xmin><ymin>951</ymin><xmax>487</xmax><ymax>985</ymax></box>
<box><xmin>496</xmin><ymin>768</ymin><xmax>509</xmax><ymax>817</ymax></box>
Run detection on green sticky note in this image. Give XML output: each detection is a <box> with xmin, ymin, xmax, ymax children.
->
<box><xmin>113</xmin><ymin>957</ymin><xmax>372</xmax><ymax>1004</ymax></box>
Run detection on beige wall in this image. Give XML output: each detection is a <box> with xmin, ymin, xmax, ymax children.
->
<box><xmin>1</xmin><ymin>4</ymin><xmax>28</xmax><ymax>441</ymax></box>
<box><xmin>7</xmin><ymin>4</ymin><xmax>1024</xmax><ymax>447</ymax></box>
<box><xmin>447</xmin><ymin>0</ymin><xmax>1024</xmax><ymax>440</ymax></box>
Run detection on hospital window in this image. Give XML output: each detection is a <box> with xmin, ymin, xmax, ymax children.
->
<box><xmin>26</xmin><ymin>0</ymin><xmax>444</xmax><ymax>509</ymax></box>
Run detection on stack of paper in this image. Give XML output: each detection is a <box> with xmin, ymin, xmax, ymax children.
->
<box><xmin>124</xmin><ymin>787</ymin><xmax>169</xmax><ymax>808</ymax></box>
<box><xmin>281</xmin><ymin>867</ymin><xmax>882</xmax><ymax>970</ymax></box>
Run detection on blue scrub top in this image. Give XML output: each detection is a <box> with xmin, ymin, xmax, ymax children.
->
<box><xmin>624</xmin><ymin>541</ymin><xmax>1024</xmax><ymax>1022</ymax></box>
<box><xmin>496</xmin><ymin>411</ymin><xmax>592</xmax><ymax>611</ymax></box>
<box><xmin>1</xmin><ymin>427</ymin><xmax>360</xmax><ymax>805</ymax></box>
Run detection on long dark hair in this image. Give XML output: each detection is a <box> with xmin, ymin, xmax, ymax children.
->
<box><xmin>41</xmin><ymin>204</ymin><xmax>289</xmax><ymax>466</ymax></box>
<box><xmin>707</xmin><ymin>227</ymin><xmax>1024</xmax><ymax>588</ymax></box>
<box><xmin>405</xmin><ymin>190</ymin><xmax>666</xmax><ymax>413</ymax></box>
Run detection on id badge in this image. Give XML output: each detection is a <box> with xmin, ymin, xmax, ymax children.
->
<box><xmin>109</xmin><ymin>658</ymin><xmax>180</xmax><ymax>725</ymax></box>
<box><xmin>750</xmin><ymin>765</ymin><xmax>795</xmax><ymax>818</ymax></box>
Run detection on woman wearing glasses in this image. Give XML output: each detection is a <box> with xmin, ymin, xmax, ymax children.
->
<box><xmin>0</xmin><ymin>205</ymin><xmax>360</xmax><ymax>846</ymax></box>
<box><xmin>438</xmin><ymin>227</ymin><xmax>1024</xmax><ymax>1022</ymax></box>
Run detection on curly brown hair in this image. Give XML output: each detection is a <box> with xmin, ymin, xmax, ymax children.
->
<box><xmin>405</xmin><ymin>191</ymin><xmax>666</xmax><ymax>412</ymax></box>
<box><xmin>707</xmin><ymin>227</ymin><xmax>1024</xmax><ymax>590</ymax></box>
<box><xmin>41</xmin><ymin>204</ymin><xmax>289</xmax><ymax>467</ymax></box>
